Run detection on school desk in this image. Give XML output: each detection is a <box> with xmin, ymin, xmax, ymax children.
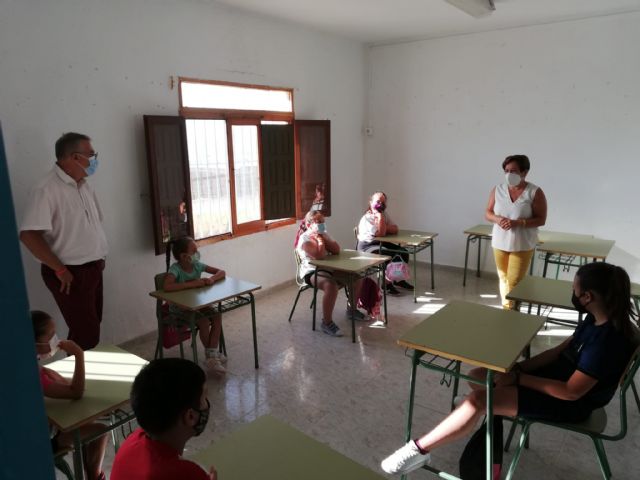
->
<box><xmin>398</xmin><ymin>301</ymin><xmax>545</xmax><ymax>480</ymax></box>
<box><xmin>44</xmin><ymin>345</ymin><xmax>148</xmax><ymax>480</ymax></box>
<box><xmin>189</xmin><ymin>415</ymin><xmax>386</xmax><ymax>480</ymax></box>
<box><xmin>536</xmin><ymin>236</ymin><xmax>615</xmax><ymax>278</ymax></box>
<box><xmin>310</xmin><ymin>249</ymin><xmax>389</xmax><ymax>343</ymax></box>
<box><xmin>462</xmin><ymin>225</ymin><xmax>601</xmax><ymax>285</ymax></box>
<box><xmin>374</xmin><ymin>229</ymin><xmax>439</xmax><ymax>302</ymax></box>
<box><xmin>150</xmin><ymin>276</ymin><xmax>261</xmax><ymax>368</ymax></box>
<box><xmin>462</xmin><ymin>224</ymin><xmax>493</xmax><ymax>286</ymax></box>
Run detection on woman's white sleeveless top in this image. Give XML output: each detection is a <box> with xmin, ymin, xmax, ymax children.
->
<box><xmin>491</xmin><ymin>182</ymin><xmax>539</xmax><ymax>252</ymax></box>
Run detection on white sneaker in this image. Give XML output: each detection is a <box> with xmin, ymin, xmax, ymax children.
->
<box><xmin>205</xmin><ymin>356</ymin><xmax>226</xmax><ymax>374</ymax></box>
<box><xmin>213</xmin><ymin>350</ymin><xmax>228</xmax><ymax>364</ymax></box>
<box><xmin>206</xmin><ymin>349</ymin><xmax>227</xmax><ymax>364</ymax></box>
<box><xmin>381</xmin><ymin>441</ymin><xmax>431</xmax><ymax>475</ymax></box>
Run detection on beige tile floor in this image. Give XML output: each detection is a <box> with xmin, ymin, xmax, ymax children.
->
<box><xmin>61</xmin><ymin>264</ymin><xmax>640</xmax><ymax>479</ymax></box>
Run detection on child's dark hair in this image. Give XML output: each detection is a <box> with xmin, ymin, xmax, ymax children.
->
<box><xmin>165</xmin><ymin>236</ymin><xmax>194</xmax><ymax>271</ymax></box>
<box><xmin>576</xmin><ymin>262</ymin><xmax>638</xmax><ymax>337</ymax></box>
<box><xmin>31</xmin><ymin>310</ymin><xmax>52</xmax><ymax>340</ymax></box>
<box><xmin>130</xmin><ymin>358</ymin><xmax>206</xmax><ymax>436</ymax></box>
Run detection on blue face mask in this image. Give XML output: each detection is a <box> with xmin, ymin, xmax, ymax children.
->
<box><xmin>315</xmin><ymin>223</ymin><xmax>326</xmax><ymax>234</ymax></box>
<box><xmin>84</xmin><ymin>156</ymin><xmax>99</xmax><ymax>176</ymax></box>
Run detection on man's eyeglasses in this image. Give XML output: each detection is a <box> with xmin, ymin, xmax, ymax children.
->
<box><xmin>74</xmin><ymin>151</ymin><xmax>98</xmax><ymax>161</ymax></box>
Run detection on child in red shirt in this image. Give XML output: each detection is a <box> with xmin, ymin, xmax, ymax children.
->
<box><xmin>111</xmin><ymin>358</ymin><xmax>216</xmax><ymax>480</ymax></box>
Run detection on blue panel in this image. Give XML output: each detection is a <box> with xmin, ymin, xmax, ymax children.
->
<box><xmin>0</xmin><ymin>123</ymin><xmax>55</xmax><ymax>479</ymax></box>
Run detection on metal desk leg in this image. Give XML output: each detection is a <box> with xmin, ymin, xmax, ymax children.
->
<box><xmin>383</xmin><ymin>266</ymin><xmax>388</xmax><ymax>324</ymax></box>
<box><xmin>312</xmin><ymin>270</ymin><xmax>319</xmax><ymax>331</ymax></box>
<box><xmin>189</xmin><ymin>312</ymin><xmax>198</xmax><ymax>364</ymax></box>
<box><xmin>463</xmin><ymin>234</ymin><xmax>472</xmax><ymax>287</ymax></box>
<box><xmin>412</xmin><ymin>247</ymin><xmax>418</xmax><ymax>303</ymax></box>
<box><xmin>477</xmin><ymin>236</ymin><xmax>482</xmax><ymax>278</ymax></box>
<box><xmin>349</xmin><ymin>275</ymin><xmax>356</xmax><ymax>344</ymax></box>
<box><xmin>73</xmin><ymin>429</ymin><xmax>84</xmax><ymax>480</ymax></box>
<box><xmin>485</xmin><ymin>370</ymin><xmax>494</xmax><ymax>480</ymax></box>
<box><xmin>404</xmin><ymin>351</ymin><xmax>420</xmax><ymax>442</ymax></box>
<box><xmin>542</xmin><ymin>252</ymin><xmax>551</xmax><ymax>278</ymax></box>
<box><xmin>451</xmin><ymin>361</ymin><xmax>461</xmax><ymax>411</ymax></box>
<box><xmin>249</xmin><ymin>292</ymin><xmax>259</xmax><ymax>368</ymax></box>
<box><xmin>430</xmin><ymin>239</ymin><xmax>435</xmax><ymax>290</ymax></box>
<box><xmin>401</xmin><ymin>351</ymin><xmax>420</xmax><ymax>480</ymax></box>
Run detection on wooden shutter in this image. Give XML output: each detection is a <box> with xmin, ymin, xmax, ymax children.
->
<box><xmin>261</xmin><ymin>124</ymin><xmax>295</xmax><ymax>220</ymax></box>
<box><xmin>143</xmin><ymin>115</ymin><xmax>194</xmax><ymax>255</ymax></box>
<box><xmin>294</xmin><ymin>120</ymin><xmax>331</xmax><ymax>219</ymax></box>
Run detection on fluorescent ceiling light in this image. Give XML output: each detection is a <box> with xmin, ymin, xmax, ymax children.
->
<box><xmin>444</xmin><ymin>0</ymin><xmax>495</xmax><ymax>18</ymax></box>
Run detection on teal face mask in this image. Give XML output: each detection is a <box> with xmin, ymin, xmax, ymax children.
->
<box><xmin>315</xmin><ymin>223</ymin><xmax>326</xmax><ymax>234</ymax></box>
<box><xmin>190</xmin><ymin>251</ymin><xmax>201</xmax><ymax>263</ymax></box>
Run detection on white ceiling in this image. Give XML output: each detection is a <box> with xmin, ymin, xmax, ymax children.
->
<box><xmin>211</xmin><ymin>0</ymin><xmax>640</xmax><ymax>45</ymax></box>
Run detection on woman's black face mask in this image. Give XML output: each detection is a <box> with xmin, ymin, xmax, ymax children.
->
<box><xmin>571</xmin><ymin>291</ymin><xmax>588</xmax><ymax>314</ymax></box>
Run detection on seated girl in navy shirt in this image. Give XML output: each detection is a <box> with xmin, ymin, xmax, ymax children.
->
<box><xmin>381</xmin><ymin>262</ymin><xmax>637</xmax><ymax>475</ymax></box>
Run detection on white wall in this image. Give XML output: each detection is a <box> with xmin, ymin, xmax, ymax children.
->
<box><xmin>1</xmin><ymin>0</ymin><xmax>367</xmax><ymax>343</ymax></box>
<box><xmin>366</xmin><ymin>12</ymin><xmax>640</xmax><ymax>281</ymax></box>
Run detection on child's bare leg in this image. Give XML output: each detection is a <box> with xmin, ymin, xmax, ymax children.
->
<box><xmin>319</xmin><ymin>279</ymin><xmax>339</xmax><ymax>324</ymax></box>
<box><xmin>57</xmin><ymin>424</ymin><xmax>108</xmax><ymax>480</ymax></box>
<box><xmin>208</xmin><ymin>313</ymin><xmax>222</xmax><ymax>349</ymax></box>
<box><xmin>311</xmin><ymin>275</ymin><xmax>338</xmax><ymax>324</ymax></box>
<box><xmin>416</xmin><ymin>387</ymin><xmax>518</xmax><ymax>452</ymax></box>
<box><xmin>196</xmin><ymin>317</ymin><xmax>211</xmax><ymax>349</ymax></box>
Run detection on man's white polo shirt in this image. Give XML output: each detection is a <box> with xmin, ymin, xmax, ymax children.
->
<box><xmin>21</xmin><ymin>165</ymin><xmax>108</xmax><ymax>265</ymax></box>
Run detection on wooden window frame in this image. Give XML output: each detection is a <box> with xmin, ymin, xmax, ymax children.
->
<box><xmin>179</xmin><ymin>78</ymin><xmax>296</xmax><ymax>244</ymax></box>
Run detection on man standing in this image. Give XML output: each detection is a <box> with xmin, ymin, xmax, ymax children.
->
<box><xmin>20</xmin><ymin>132</ymin><xmax>108</xmax><ymax>350</ymax></box>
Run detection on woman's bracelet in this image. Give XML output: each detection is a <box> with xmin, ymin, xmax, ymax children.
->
<box><xmin>55</xmin><ymin>267</ymin><xmax>68</xmax><ymax>277</ymax></box>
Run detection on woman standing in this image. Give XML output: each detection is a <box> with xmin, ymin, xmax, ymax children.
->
<box><xmin>485</xmin><ymin>155</ymin><xmax>547</xmax><ymax>309</ymax></box>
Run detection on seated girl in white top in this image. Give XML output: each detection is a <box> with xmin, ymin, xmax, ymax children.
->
<box><xmin>356</xmin><ymin>191</ymin><xmax>413</xmax><ymax>294</ymax></box>
<box><xmin>296</xmin><ymin>210</ymin><xmax>363</xmax><ymax>337</ymax></box>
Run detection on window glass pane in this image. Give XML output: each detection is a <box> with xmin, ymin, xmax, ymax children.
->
<box><xmin>182</xmin><ymin>82</ymin><xmax>292</xmax><ymax>112</ymax></box>
<box><xmin>232</xmin><ymin>125</ymin><xmax>261</xmax><ymax>224</ymax></box>
<box><xmin>185</xmin><ymin>119</ymin><xmax>232</xmax><ymax>239</ymax></box>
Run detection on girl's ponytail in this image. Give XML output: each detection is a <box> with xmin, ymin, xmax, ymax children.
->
<box><xmin>609</xmin><ymin>265</ymin><xmax>637</xmax><ymax>337</ymax></box>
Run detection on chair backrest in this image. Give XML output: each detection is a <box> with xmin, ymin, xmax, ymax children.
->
<box><xmin>610</xmin><ymin>331</ymin><xmax>640</xmax><ymax>440</ymax></box>
<box><xmin>154</xmin><ymin>272</ymin><xmax>167</xmax><ymax>290</ymax></box>
<box><xmin>619</xmin><ymin>325</ymin><xmax>640</xmax><ymax>391</ymax></box>
<box><xmin>154</xmin><ymin>273</ymin><xmax>168</xmax><ymax>316</ymax></box>
<box><xmin>293</xmin><ymin>250</ymin><xmax>307</xmax><ymax>288</ymax></box>
<box><xmin>353</xmin><ymin>225</ymin><xmax>359</xmax><ymax>249</ymax></box>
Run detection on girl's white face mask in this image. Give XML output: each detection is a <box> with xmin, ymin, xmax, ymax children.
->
<box><xmin>37</xmin><ymin>333</ymin><xmax>60</xmax><ymax>360</ymax></box>
<box><xmin>505</xmin><ymin>172</ymin><xmax>522</xmax><ymax>187</ymax></box>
